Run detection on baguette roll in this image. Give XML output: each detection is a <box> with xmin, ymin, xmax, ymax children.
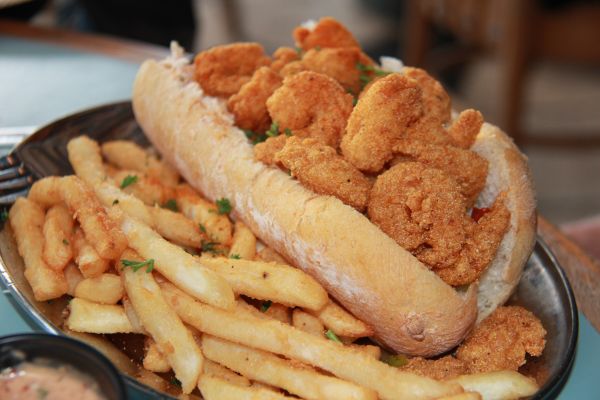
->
<box><xmin>132</xmin><ymin>47</ymin><xmax>535</xmax><ymax>356</ymax></box>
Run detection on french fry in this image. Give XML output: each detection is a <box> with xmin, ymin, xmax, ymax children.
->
<box><xmin>256</xmin><ymin>246</ymin><xmax>287</xmax><ymax>264</ymax></box>
<box><xmin>135</xmin><ymin>369</ymin><xmax>170</xmax><ymax>395</ymax></box>
<box><xmin>67</xmin><ymin>135</ymin><xmax>107</xmax><ymax>187</ymax></box>
<box><xmin>262</xmin><ymin>303</ymin><xmax>292</xmax><ymax>324</ymax></box>
<box><xmin>198</xmin><ymin>375</ymin><xmax>295</xmax><ymax>400</ymax></box>
<box><xmin>437</xmin><ymin>393</ymin><xmax>482</xmax><ymax>400</ymax></box>
<box><xmin>72</xmin><ymin>228</ymin><xmax>110</xmax><ymax>278</ymax></box>
<box><xmin>352</xmin><ymin>344</ymin><xmax>381</xmax><ymax>360</ymax></box>
<box><xmin>30</xmin><ymin>176</ymin><xmax>127</xmax><ymax>260</ymax></box>
<box><xmin>149</xmin><ymin>206</ymin><xmax>204</xmax><ymax>248</ymax></box>
<box><xmin>202</xmin><ymin>335</ymin><xmax>377</xmax><ymax>400</ymax></box>
<box><xmin>95</xmin><ymin>182</ymin><xmax>153</xmax><ymax>225</ymax></box>
<box><xmin>175</xmin><ymin>184</ymin><xmax>232</xmax><ymax>245</ymax></box>
<box><xmin>121</xmin><ymin>295</ymin><xmax>147</xmax><ymax>335</ymax></box>
<box><xmin>9</xmin><ymin>198</ymin><xmax>68</xmax><ymax>301</ymax></box>
<box><xmin>161</xmin><ymin>282</ymin><xmax>461</xmax><ymax>400</ymax></box>
<box><xmin>113</xmin><ymin>211</ymin><xmax>234</xmax><ymax>310</ymax></box>
<box><xmin>229</xmin><ymin>221</ymin><xmax>256</xmax><ymax>260</ymax></box>
<box><xmin>42</xmin><ymin>204</ymin><xmax>74</xmax><ymax>271</ymax></box>
<box><xmin>101</xmin><ymin>140</ymin><xmax>179</xmax><ymax>186</ymax></box>
<box><xmin>64</xmin><ymin>262</ymin><xmax>84</xmax><ymax>296</ymax></box>
<box><xmin>292</xmin><ymin>309</ymin><xmax>325</xmax><ymax>337</ymax></box>
<box><xmin>74</xmin><ymin>273</ymin><xmax>124</xmax><ymax>305</ymax></box>
<box><xmin>308</xmin><ymin>300</ymin><xmax>374</xmax><ymax>338</ymax></box>
<box><xmin>203</xmin><ymin>359</ymin><xmax>251</xmax><ymax>387</ymax></box>
<box><xmin>448</xmin><ymin>371</ymin><xmax>538</xmax><ymax>400</ymax></box>
<box><xmin>121</xmin><ymin>248</ymin><xmax>204</xmax><ymax>394</ymax></box>
<box><xmin>143</xmin><ymin>338</ymin><xmax>171</xmax><ymax>373</ymax></box>
<box><xmin>200</xmin><ymin>257</ymin><xmax>328</xmax><ymax>311</ymax></box>
<box><xmin>66</xmin><ymin>298</ymin><xmax>143</xmax><ymax>334</ymax></box>
<box><xmin>111</xmin><ymin>169</ymin><xmax>173</xmax><ymax>206</ymax></box>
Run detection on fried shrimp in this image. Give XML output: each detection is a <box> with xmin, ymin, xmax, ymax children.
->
<box><xmin>293</xmin><ymin>17</ymin><xmax>359</xmax><ymax>51</ymax></box>
<box><xmin>368</xmin><ymin>162</ymin><xmax>467</xmax><ymax>266</ymax></box>
<box><xmin>271</xmin><ymin>47</ymin><xmax>300</xmax><ymax>72</ymax></box>
<box><xmin>254</xmin><ymin>135</ymin><xmax>287</xmax><ymax>165</ymax></box>
<box><xmin>194</xmin><ymin>42</ymin><xmax>271</xmax><ymax>97</ymax></box>
<box><xmin>266</xmin><ymin>71</ymin><xmax>353</xmax><ymax>148</ymax></box>
<box><xmin>402</xmin><ymin>356</ymin><xmax>468</xmax><ymax>381</ymax></box>
<box><xmin>341</xmin><ymin>73</ymin><xmax>423</xmax><ymax>173</ymax></box>
<box><xmin>368</xmin><ymin>162</ymin><xmax>510</xmax><ymax>285</ymax></box>
<box><xmin>227</xmin><ymin>67</ymin><xmax>283</xmax><ymax>133</ymax></box>
<box><xmin>392</xmin><ymin>140</ymin><xmax>488</xmax><ymax>207</ymax></box>
<box><xmin>302</xmin><ymin>47</ymin><xmax>374</xmax><ymax>94</ymax></box>
<box><xmin>447</xmin><ymin>109</ymin><xmax>484</xmax><ymax>149</ymax></box>
<box><xmin>275</xmin><ymin>137</ymin><xmax>372</xmax><ymax>211</ymax></box>
<box><xmin>456</xmin><ymin>306</ymin><xmax>547</xmax><ymax>373</ymax></box>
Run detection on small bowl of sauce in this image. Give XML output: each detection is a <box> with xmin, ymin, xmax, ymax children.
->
<box><xmin>0</xmin><ymin>333</ymin><xmax>126</xmax><ymax>400</ymax></box>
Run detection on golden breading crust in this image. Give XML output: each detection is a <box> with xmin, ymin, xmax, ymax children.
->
<box><xmin>293</xmin><ymin>17</ymin><xmax>360</xmax><ymax>51</ymax></box>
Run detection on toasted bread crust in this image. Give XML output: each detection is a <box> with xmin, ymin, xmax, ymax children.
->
<box><xmin>132</xmin><ymin>57</ymin><xmax>535</xmax><ymax>356</ymax></box>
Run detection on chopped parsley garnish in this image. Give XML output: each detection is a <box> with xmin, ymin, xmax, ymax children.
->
<box><xmin>215</xmin><ymin>198</ymin><xmax>232</xmax><ymax>215</ymax></box>
<box><xmin>162</xmin><ymin>199</ymin><xmax>178</xmax><ymax>212</ymax></box>
<box><xmin>294</xmin><ymin>46</ymin><xmax>303</xmax><ymax>56</ymax></box>
<box><xmin>380</xmin><ymin>353</ymin><xmax>408</xmax><ymax>367</ymax></box>
<box><xmin>260</xmin><ymin>300</ymin><xmax>272</xmax><ymax>312</ymax></box>
<box><xmin>199</xmin><ymin>223</ymin><xmax>207</xmax><ymax>233</ymax></box>
<box><xmin>170</xmin><ymin>377</ymin><xmax>182</xmax><ymax>387</ymax></box>
<box><xmin>356</xmin><ymin>62</ymin><xmax>390</xmax><ymax>89</ymax></box>
<box><xmin>112</xmin><ymin>199</ymin><xmax>119</xmax><ymax>205</ymax></box>
<box><xmin>325</xmin><ymin>329</ymin><xmax>342</xmax><ymax>344</ymax></box>
<box><xmin>37</xmin><ymin>387</ymin><xmax>49</xmax><ymax>399</ymax></box>
<box><xmin>201</xmin><ymin>240</ymin><xmax>223</xmax><ymax>255</ymax></box>
<box><xmin>230</xmin><ymin>254</ymin><xmax>241</xmax><ymax>259</ymax></box>
<box><xmin>0</xmin><ymin>208</ymin><xmax>8</xmax><ymax>222</ymax></box>
<box><xmin>265</xmin><ymin>121</ymin><xmax>280</xmax><ymax>137</ymax></box>
<box><xmin>120</xmin><ymin>174</ymin><xmax>138</xmax><ymax>189</ymax></box>
<box><xmin>121</xmin><ymin>258</ymin><xmax>155</xmax><ymax>273</ymax></box>
<box><xmin>62</xmin><ymin>239</ymin><xmax>69</xmax><ymax>245</ymax></box>
<box><xmin>284</xmin><ymin>128</ymin><xmax>293</xmax><ymax>137</ymax></box>
<box><xmin>245</xmin><ymin>129</ymin><xmax>268</xmax><ymax>145</ymax></box>
<box><xmin>314</xmin><ymin>45</ymin><xmax>322</xmax><ymax>51</ymax></box>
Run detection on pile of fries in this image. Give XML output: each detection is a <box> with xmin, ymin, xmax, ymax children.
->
<box><xmin>7</xmin><ymin>135</ymin><xmax>538</xmax><ymax>399</ymax></box>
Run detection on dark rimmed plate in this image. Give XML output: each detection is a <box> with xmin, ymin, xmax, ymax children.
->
<box><xmin>0</xmin><ymin>102</ymin><xmax>578</xmax><ymax>399</ymax></box>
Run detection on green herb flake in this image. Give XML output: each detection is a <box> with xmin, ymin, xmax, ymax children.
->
<box><xmin>355</xmin><ymin>62</ymin><xmax>390</xmax><ymax>89</ymax></box>
<box><xmin>215</xmin><ymin>198</ymin><xmax>232</xmax><ymax>215</ymax></box>
<box><xmin>380</xmin><ymin>353</ymin><xmax>409</xmax><ymax>367</ymax></box>
<box><xmin>62</xmin><ymin>239</ymin><xmax>69</xmax><ymax>245</ymax></box>
<box><xmin>37</xmin><ymin>387</ymin><xmax>49</xmax><ymax>399</ymax></box>
<box><xmin>325</xmin><ymin>329</ymin><xmax>342</xmax><ymax>344</ymax></box>
<box><xmin>112</xmin><ymin>199</ymin><xmax>119</xmax><ymax>205</ymax></box>
<box><xmin>295</xmin><ymin>46</ymin><xmax>303</xmax><ymax>56</ymax></box>
<box><xmin>0</xmin><ymin>208</ymin><xmax>8</xmax><ymax>222</ymax></box>
<box><xmin>260</xmin><ymin>300</ymin><xmax>272</xmax><ymax>313</ymax></box>
<box><xmin>352</xmin><ymin>97</ymin><xmax>358</xmax><ymax>106</ymax></box>
<box><xmin>284</xmin><ymin>128</ymin><xmax>293</xmax><ymax>137</ymax></box>
<box><xmin>230</xmin><ymin>254</ymin><xmax>241</xmax><ymax>259</ymax></box>
<box><xmin>201</xmin><ymin>240</ymin><xmax>223</xmax><ymax>255</ymax></box>
<box><xmin>244</xmin><ymin>129</ymin><xmax>256</xmax><ymax>139</ymax></box>
<box><xmin>265</xmin><ymin>121</ymin><xmax>280</xmax><ymax>137</ymax></box>
<box><xmin>121</xmin><ymin>258</ymin><xmax>155</xmax><ymax>273</ymax></box>
<box><xmin>170</xmin><ymin>377</ymin><xmax>182</xmax><ymax>387</ymax></box>
<box><xmin>162</xmin><ymin>199</ymin><xmax>178</xmax><ymax>212</ymax></box>
<box><xmin>199</xmin><ymin>223</ymin><xmax>207</xmax><ymax>233</ymax></box>
<box><xmin>314</xmin><ymin>45</ymin><xmax>322</xmax><ymax>51</ymax></box>
<box><xmin>120</xmin><ymin>174</ymin><xmax>138</xmax><ymax>189</ymax></box>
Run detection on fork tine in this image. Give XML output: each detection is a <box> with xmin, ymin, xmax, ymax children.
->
<box><xmin>0</xmin><ymin>165</ymin><xmax>27</xmax><ymax>182</ymax></box>
<box><xmin>0</xmin><ymin>176</ymin><xmax>33</xmax><ymax>192</ymax></box>
<box><xmin>0</xmin><ymin>154</ymin><xmax>20</xmax><ymax>170</ymax></box>
<box><xmin>0</xmin><ymin>188</ymin><xmax>29</xmax><ymax>205</ymax></box>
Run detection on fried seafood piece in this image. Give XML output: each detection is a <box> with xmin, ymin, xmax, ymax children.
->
<box><xmin>447</xmin><ymin>109</ymin><xmax>484</xmax><ymax>149</ymax></box>
<box><xmin>368</xmin><ymin>162</ymin><xmax>467</xmax><ymax>267</ymax></box>
<box><xmin>254</xmin><ymin>135</ymin><xmax>287</xmax><ymax>165</ymax></box>
<box><xmin>279</xmin><ymin>61</ymin><xmax>308</xmax><ymax>77</ymax></box>
<box><xmin>340</xmin><ymin>73</ymin><xmax>423</xmax><ymax>173</ymax></box>
<box><xmin>271</xmin><ymin>47</ymin><xmax>300</xmax><ymax>72</ymax></box>
<box><xmin>368</xmin><ymin>162</ymin><xmax>510</xmax><ymax>286</ymax></box>
<box><xmin>456</xmin><ymin>306</ymin><xmax>546</xmax><ymax>373</ymax></box>
<box><xmin>293</xmin><ymin>17</ymin><xmax>360</xmax><ymax>51</ymax></box>
<box><xmin>402</xmin><ymin>356</ymin><xmax>468</xmax><ymax>381</ymax></box>
<box><xmin>194</xmin><ymin>42</ymin><xmax>271</xmax><ymax>97</ymax></box>
<box><xmin>302</xmin><ymin>47</ymin><xmax>374</xmax><ymax>94</ymax></box>
<box><xmin>266</xmin><ymin>71</ymin><xmax>353</xmax><ymax>148</ymax></box>
<box><xmin>227</xmin><ymin>67</ymin><xmax>283</xmax><ymax>132</ymax></box>
<box><xmin>403</xmin><ymin>67</ymin><xmax>451</xmax><ymax>127</ymax></box>
<box><xmin>275</xmin><ymin>137</ymin><xmax>372</xmax><ymax>211</ymax></box>
<box><xmin>392</xmin><ymin>140</ymin><xmax>488</xmax><ymax>207</ymax></box>
<box><xmin>434</xmin><ymin>194</ymin><xmax>510</xmax><ymax>286</ymax></box>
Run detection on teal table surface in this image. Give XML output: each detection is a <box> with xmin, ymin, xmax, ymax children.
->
<box><xmin>1</xmin><ymin>34</ymin><xmax>599</xmax><ymax>399</ymax></box>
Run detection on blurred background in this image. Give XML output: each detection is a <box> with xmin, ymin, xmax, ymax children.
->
<box><xmin>1</xmin><ymin>0</ymin><xmax>599</xmax><ymax>250</ymax></box>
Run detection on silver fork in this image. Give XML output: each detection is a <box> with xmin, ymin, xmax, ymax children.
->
<box><xmin>0</xmin><ymin>126</ymin><xmax>36</xmax><ymax>209</ymax></box>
